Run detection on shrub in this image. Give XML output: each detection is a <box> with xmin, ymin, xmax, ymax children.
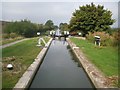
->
<box><xmin>86</xmin><ymin>32</ymin><xmax>94</xmax><ymax>43</ymax></box>
<box><xmin>111</xmin><ymin>29</ymin><xmax>120</xmax><ymax>46</ymax></box>
<box><xmin>3</xmin><ymin>34</ymin><xmax>10</xmax><ymax>39</ymax></box>
<box><xmin>86</xmin><ymin>31</ymin><xmax>115</xmax><ymax>46</ymax></box>
<box><xmin>10</xmin><ymin>33</ymin><xmax>19</xmax><ymax>38</ymax></box>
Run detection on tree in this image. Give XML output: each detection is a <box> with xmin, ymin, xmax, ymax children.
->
<box><xmin>54</xmin><ymin>25</ymin><xmax>59</xmax><ymax>30</ymax></box>
<box><xmin>4</xmin><ymin>19</ymin><xmax>38</xmax><ymax>37</ymax></box>
<box><xmin>3</xmin><ymin>19</ymin><xmax>58</xmax><ymax>37</ymax></box>
<box><xmin>44</xmin><ymin>20</ymin><xmax>54</xmax><ymax>31</ymax></box>
<box><xmin>69</xmin><ymin>3</ymin><xmax>115</xmax><ymax>36</ymax></box>
<box><xmin>59</xmin><ymin>23</ymin><xmax>69</xmax><ymax>31</ymax></box>
<box><xmin>36</xmin><ymin>24</ymin><xmax>45</xmax><ymax>34</ymax></box>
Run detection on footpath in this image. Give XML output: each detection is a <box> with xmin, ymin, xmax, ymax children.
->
<box><xmin>0</xmin><ymin>38</ymin><xmax>30</xmax><ymax>49</ymax></box>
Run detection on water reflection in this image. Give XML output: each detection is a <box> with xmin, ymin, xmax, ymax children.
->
<box><xmin>68</xmin><ymin>48</ymin><xmax>81</xmax><ymax>67</ymax></box>
<box><xmin>53</xmin><ymin>37</ymin><xmax>68</xmax><ymax>46</ymax></box>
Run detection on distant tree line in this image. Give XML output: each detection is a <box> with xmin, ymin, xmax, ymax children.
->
<box><xmin>3</xmin><ymin>3</ymin><xmax>116</xmax><ymax>38</ymax></box>
<box><xmin>3</xmin><ymin>19</ymin><xmax>58</xmax><ymax>38</ymax></box>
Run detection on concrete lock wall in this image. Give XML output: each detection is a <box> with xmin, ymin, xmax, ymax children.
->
<box><xmin>67</xmin><ymin>38</ymin><xmax>111</xmax><ymax>88</ymax></box>
<box><xmin>13</xmin><ymin>38</ymin><xmax>53</xmax><ymax>89</ymax></box>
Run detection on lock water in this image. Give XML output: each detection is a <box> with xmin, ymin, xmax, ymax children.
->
<box><xmin>29</xmin><ymin>39</ymin><xmax>94</xmax><ymax>88</ymax></box>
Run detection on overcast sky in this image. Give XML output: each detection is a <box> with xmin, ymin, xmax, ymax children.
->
<box><xmin>1</xmin><ymin>0</ymin><xmax>119</xmax><ymax>28</ymax></box>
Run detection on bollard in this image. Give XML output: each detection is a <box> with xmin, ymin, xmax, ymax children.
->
<box><xmin>94</xmin><ymin>36</ymin><xmax>100</xmax><ymax>46</ymax></box>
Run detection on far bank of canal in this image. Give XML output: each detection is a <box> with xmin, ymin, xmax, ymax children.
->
<box><xmin>29</xmin><ymin>39</ymin><xmax>94</xmax><ymax>88</ymax></box>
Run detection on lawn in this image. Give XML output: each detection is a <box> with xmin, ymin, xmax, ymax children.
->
<box><xmin>2</xmin><ymin>37</ymin><xmax>50</xmax><ymax>88</ymax></box>
<box><xmin>70</xmin><ymin>37</ymin><xmax>118</xmax><ymax>77</ymax></box>
<box><xmin>2</xmin><ymin>36</ymin><xmax>24</xmax><ymax>45</ymax></box>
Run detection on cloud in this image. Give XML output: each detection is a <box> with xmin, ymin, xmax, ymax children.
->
<box><xmin>2</xmin><ymin>2</ymin><xmax>118</xmax><ymax>27</ymax></box>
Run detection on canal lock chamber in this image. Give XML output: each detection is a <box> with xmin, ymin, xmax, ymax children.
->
<box><xmin>66</xmin><ymin>45</ymin><xmax>96</xmax><ymax>89</ymax></box>
<box><xmin>29</xmin><ymin>39</ymin><xmax>96</xmax><ymax>89</ymax></box>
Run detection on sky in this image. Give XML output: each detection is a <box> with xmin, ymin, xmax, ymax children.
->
<box><xmin>1</xmin><ymin>0</ymin><xmax>119</xmax><ymax>28</ymax></box>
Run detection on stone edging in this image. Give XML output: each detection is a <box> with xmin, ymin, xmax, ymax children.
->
<box><xmin>13</xmin><ymin>38</ymin><xmax>53</xmax><ymax>89</ymax></box>
<box><xmin>67</xmin><ymin>38</ymin><xmax>110</xmax><ymax>88</ymax></box>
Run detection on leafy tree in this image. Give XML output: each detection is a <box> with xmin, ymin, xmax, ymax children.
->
<box><xmin>3</xmin><ymin>19</ymin><xmax>58</xmax><ymax>37</ymax></box>
<box><xmin>59</xmin><ymin>23</ymin><xmax>69</xmax><ymax>31</ymax></box>
<box><xmin>4</xmin><ymin>19</ymin><xmax>38</xmax><ymax>37</ymax></box>
<box><xmin>54</xmin><ymin>25</ymin><xmax>59</xmax><ymax>30</ymax></box>
<box><xmin>36</xmin><ymin>24</ymin><xmax>45</xmax><ymax>34</ymax></box>
<box><xmin>44</xmin><ymin>20</ymin><xmax>54</xmax><ymax>31</ymax></box>
<box><xmin>69</xmin><ymin>3</ymin><xmax>115</xmax><ymax>36</ymax></box>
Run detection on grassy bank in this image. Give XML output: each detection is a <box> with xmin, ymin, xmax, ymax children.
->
<box><xmin>70</xmin><ymin>37</ymin><xmax>118</xmax><ymax>86</ymax></box>
<box><xmin>2</xmin><ymin>37</ymin><xmax>50</xmax><ymax>88</ymax></box>
<box><xmin>2</xmin><ymin>36</ymin><xmax>24</xmax><ymax>45</ymax></box>
<box><xmin>70</xmin><ymin>37</ymin><xmax>118</xmax><ymax>76</ymax></box>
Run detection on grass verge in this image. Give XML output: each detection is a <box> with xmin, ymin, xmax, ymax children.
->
<box><xmin>2</xmin><ymin>37</ymin><xmax>50</xmax><ymax>88</ymax></box>
<box><xmin>70</xmin><ymin>37</ymin><xmax>118</xmax><ymax>86</ymax></box>
<box><xmin>2</xmin><ymin>37</ymin><xmax>24</xmax><ymax>45</ymax></box>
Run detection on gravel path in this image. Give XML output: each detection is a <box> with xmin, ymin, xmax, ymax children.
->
<box><xmin>0</xmin><ymin>38</ymin><xmax>30</xmax><ymax>49</ymax></box>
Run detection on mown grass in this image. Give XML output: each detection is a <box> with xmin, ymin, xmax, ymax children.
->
<box><xmin>70</xmin><ymin>37</ymin><xmax>118</xmax><ymax>77</ymax></box>
<box><xmin>2</xmin><ymin>37</ymin><xmax>50</xmax><ymax>88</ymax></box>
<box><xmin>2</xmin><ymin>37</ymin><xmax>24</xmax><ymax>45</ymax></box>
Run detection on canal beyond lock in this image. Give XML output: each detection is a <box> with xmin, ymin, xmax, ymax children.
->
<box><xmin>29</xmin><ymin>39</ymin><xmax>94</xmax><ymax>88</ymax></box>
